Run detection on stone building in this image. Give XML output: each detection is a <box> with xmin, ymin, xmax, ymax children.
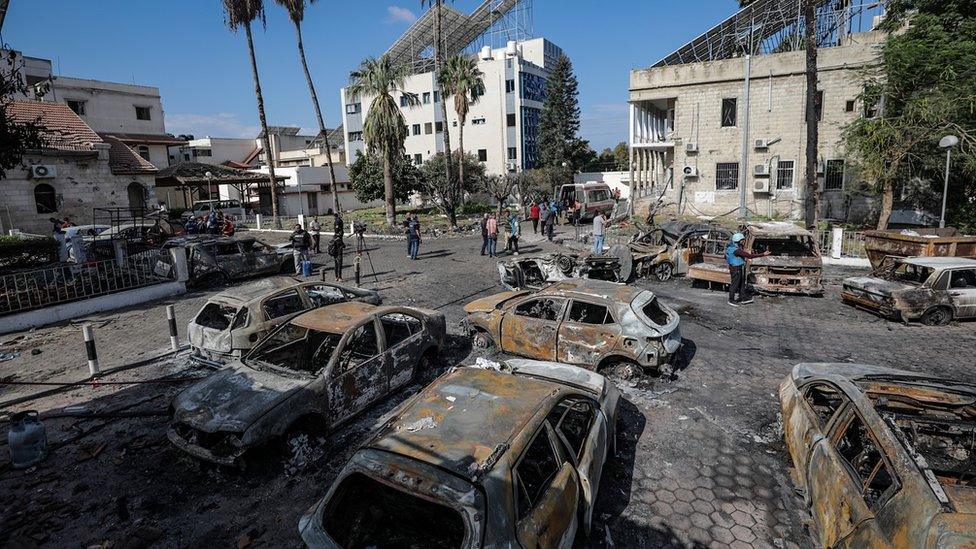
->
<box><xmin>2</xmin><ymin>100</ymin><xmax>157</xmax><ymax>235</ymax></box>
<box><xmin>629</xmin><ymin>1</ymin><xmax>886</xmax><ymax>223</ymax></box>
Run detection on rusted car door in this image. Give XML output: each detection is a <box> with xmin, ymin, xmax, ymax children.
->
<box><xmin>327</xmin><ymin>318</ymin><xmax>387</xmax><ymax>425</ymax></box>
<box><xmin>547</xmin><ymin>395</ymin><xmax>608</xmax><ymax>533</ymax></box>
<box><xmin>557</xmin><ymin>300</ymin><xmax>621</xmax><ymax>366</ymax></box>
<box><xmin>379</xmin><ymin>311</ymin><xmax>425</xmax><ymax>390</ymax></box>
<box><xmin>783</xmin><ymin>381</ymin><xmax>848</xmax><ymax>490</ymax></box>
<box><xmin>243</xmin><ymin>240</ymin><xmax>280</xmax><ymax>274</ymax></box>
<box><xmin>501</xmin><ymin>298</ymin><xmax>567</xmax><ymax>361</ymax></box>
<box><xmin>215</xmin><ymin>241</ymin><xmax>247</xmax><ymax>278</ymax></box>
<box><xmin>947</xmin><ymin>268</ymin><xmax>976</xmax><ymax>318</ymax></box>
<box><xmin>515</xmin><ymin>425</ymin><xmax>580</xmax><ymax>549</ymax></box>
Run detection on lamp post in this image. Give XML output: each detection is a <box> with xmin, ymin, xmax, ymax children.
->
<box><xmin>938</xmin><ymin>135</ymin><xmax>959</xmax><ymax>229</ymax></box>
<box><xmin>205</xmin><ymin>171</ymin><xmax>214</xmax><ymax>201</ymax></box>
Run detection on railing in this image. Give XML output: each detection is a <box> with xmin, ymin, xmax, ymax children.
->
<box><xmin>0</xmin><ymin>250</ymin><xmax>174</xmax><ymax>316</ymax></box>
<box><xmin>818</xmin><ymin>228</ymin><xmax>866</xmax><ymax>258</ymax></box>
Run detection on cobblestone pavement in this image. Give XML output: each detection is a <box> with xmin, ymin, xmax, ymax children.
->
<box><xmin>1</xmin><ymin>227</ymin><xmax>974</xmax><ymax>548</ymax></box>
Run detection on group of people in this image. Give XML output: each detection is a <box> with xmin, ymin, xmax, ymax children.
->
<box><xmin>289</xmin><ymin>214</ymin><xmax>347</xmax><ymax>282</ymax></box>
<box><xmin>479</xmin><ymin>211</ymin><xmax>522</xmax><ymax>258</ymax></box>
<box><xmin>185</xmin><ymin>210</ymin><xmax>234</xmax><ymax>237</ymax></box>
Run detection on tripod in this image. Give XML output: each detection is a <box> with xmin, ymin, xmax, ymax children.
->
<box><xmin>354</xmin><ymin>231</ymin><xmax>378</xmax><ymax>286</ymax></box>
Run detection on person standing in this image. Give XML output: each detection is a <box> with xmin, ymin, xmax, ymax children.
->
<box><xmin>333</xmin><ymin>211</ymin><xmax>344</xmax><ymax>236</ymax></box>
<box><xmin>507</xmin><ymin>211</ymin><xmax>520</xmax><ymax>255</ymax></box>
<box><xmin>290</xmin><ymin>224</ymin><xmax>312</xmax><ymax>275</ymax></box>
<box><xmin>309</xmin><ymin>216</ymin><xmax>322</xmax><ymax>253</ymax></box>
<box><xmin>407</xmin><ymin>215</ymin><xmax>421</xmax><ymax>260</ymax></box>
<box><xmin>726</xmin><ymin>232</ymin><xmax>771</xmax><ymax>306</ymax></box>
<box><xmin>538</xmin><ymin>203</ymin><xmax>551</xmax><ymax>240</ymax></box>
<box><xmin>221</xmin><ymin>217</ymin><xmax>235</xmax><ymax>237</ymax></box>
<box><xmin>402</xmin><ymin>212</ymin><xmax>413</xmax><ymax>257</ymax></box>
<box><xmin>480</xmin><ymin>213</ymin><xmax>490</xmax><ymax>256</ymax></box>
<box><xmin>328</xmin><ymin>232</ymin><xmax>346</xmax><ymax>282</ymax></box>
<box><xmin>592</xmin><ymin>211</ymin><xmax>609</xmax><ymax>254</ymax></box>
<box><xmin>486</xmin><ymin>213</ymin><xmax>498</xmax><ymax>258</ymax></box>
<box><xmin>529</xmin><ymin>202</ymin><xmax>540</xmax><ymax>234</ymax></box>
<box><xmin>546</xmin><ymin>202</ymin><xmax>556</xmax><ymax>242</ymax></box>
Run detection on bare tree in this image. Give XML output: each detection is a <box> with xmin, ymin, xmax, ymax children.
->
<box><xmin>483</xmin><ymin>174</ymin><xmax>520</xmax><ymax>218</ymax></box>
<box><xmin>803</xmin><ymin>0</ymin><xmax>821</xmax><ymax>230</ymax></box>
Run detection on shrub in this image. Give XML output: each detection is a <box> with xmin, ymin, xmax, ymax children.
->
<box><xmin>0</xmin><ymin>236</ymin><xmax>59</xmax><ymax>271</ymax></box>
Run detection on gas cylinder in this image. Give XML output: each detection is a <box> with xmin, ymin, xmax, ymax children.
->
<box><xmin>7</xmin><ymin>410</ymin><xmax>47</xmax><ymax>469</ymax></box>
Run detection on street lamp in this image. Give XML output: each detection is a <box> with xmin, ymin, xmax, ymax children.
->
<box><xmin>205</xmin><ymin>171</ymin><xmax>214</xmax><ymax>201</ymax></box>
<box><xmin>938</xmin><ymin>135</ymin><xmax>959</xmax><ymax>229</ymax></box>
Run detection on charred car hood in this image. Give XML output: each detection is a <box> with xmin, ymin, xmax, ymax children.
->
<box><xmin>172</xmin><ymin>364</ymin><xmax>307</xmax><ymax>433</ymax></box>
<box><xmin>843</xmin><ymin>276</ymin><xmax>914</xmax><ymax>296</ymax></box>
<box><xmin>750</xmin><ymin>256</ymin><xmax>822</xmax><ymax>268</ymax></box>
<box><xmin>463</xmin><ymin>291</ymin><xmax>528</xmax><ymax>313</ymax></box>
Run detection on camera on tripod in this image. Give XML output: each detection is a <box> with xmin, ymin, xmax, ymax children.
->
<box><xmin>353</xmin><ymin>220</ymin><xmax>368</xmax><ymax>236</ymax></box>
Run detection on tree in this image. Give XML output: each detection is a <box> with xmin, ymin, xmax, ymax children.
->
<box><xmin>348</xmin><ymin>55</ymin><xmax>413</xmax><ymax>227</ymax></box>
<box><xmin>0</xmin><ymin>51</ymin><xmax>44</xmax><ymax>180</ymax></box>
<box><xmin>348</xmin><ymin>150</ymin><xmax>422</xmax><ymax>204</ymax></box>
<box><xmin>802</xmin><ymin>0</ymin><xmax>821</xmax><ymax>230</ymax></box>
<box><xmin>439</xmin><ymin>54</ymin><xmax>484</xmax><ymax>198</ymax></box>
<box><xmin>540</xmin><ymin>54</ymin><xmax>587</xmax><ymax>170</ymax></box>
<box><xmin>843</xmin><ymin>0</ymin><xmax>976</xmax><ymax>230</ymax></box>
<box><xmin>483</xmin><ymin>173</ymin><xmax>520</xmax><ymax>218</ymax></box>
<box><xmin>221</xmin><ymin>0</ymin><xmax>281</xmax><ymax>225</ymax></box>
<box><xmin>274</xmin><ymin>0</ymin><xmax>341</xmax><ymax>213</ymax></box>
<box><xmin>420</xmin><ymin>152</ymin><xmax>485</xmax><ymax>226</ymax></box>
<box><xmin>421</xmin><ymin>0</ymin><xmax>454</xmax><ymax>212</ymax></box>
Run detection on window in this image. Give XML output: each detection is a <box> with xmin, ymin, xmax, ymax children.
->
<box><xmin>716</xmin><ymin>162</ymin><xmax>739</xmax><ymax>191</ymax></box>
<box><xmin>304</xmin><ymin>284</ymin><xmax>347</xmax><ymax>307</ymax></box>
<box><xmin>477</xmin><ymin>149</ymin><xmax>487</xmax><ymax>162</ymax></box>
<box><xmin>547</xmin><ymin>397</ymin><xmax>595</xmax><ymax>459</ymax></box>
<box><xmin>507</xmin><ymin>113</ymin><xmax>517</xmax><ymax>127</ymax></box>
<box><xmin>472</xmin><ymin>118</ymin><xmax>486</xmax><ymax>126</ymax></box>
<box><xmin>776</xmin><ymin>160</ymin><xmax>795</xmax><ymax>190</ymax></box>
<box><xmin>348</xmin><ymin>131</ymin><xmax>363</xmax><ymax>142</ymax></box>
<box><xmin>422</xmin><ymin>92</ymin><xmax>431</xmax><ymax>104</ymax></box>
<box><xmin>824</xmin><ymin>159</ymin><xmax>845</xmax><ymax>191</ymax></box>
<box><xmin>514</xmin><ymin>298</ymin><xmax>565</xmax><ymax>321</ymax></box>
<box><xmin>845</xmin><ymin>100</ymin><xmax>856</xmax><ymax>113</ymax></box>
<box><xmin>508</xmin><ymin>147</ymin><xmax>517</xmax><ymax>160</ymax></box>
<box><xmin>802</xmin><ymin>383</ymin><xmax>845</xmax><ymax>427</ymax></box>
<box><xmin>262</xmin><ymin>290</ymin><xmax>305</xmax><ymax>320</ymax></box>
<box><xmin>135</xmin><ymin>106</ymin><xmax>151</xmax><ymax>121</ymax></box>
<box><xmin>192</xmin><ymin>148</ymin><xmax>213</xmax><ymax>157</ymax></box>
<box><xmin>949</xmin><ymin>269</ymin><xmax>976</xmax><ymax>289</ymax></box>
<box><xmin>216</xmin><ymin>242</ymin><xmax>240</xmax><ymax>256</ymax></box>
<box><xmin>34</xmin><ymin>183</ymin><xmax>57</xmax><ymax>214</ymax></box>
<box><xmin>66</xmin><ymin>99</ymin><xmax>86</xmax><ymax>115</ymax></box>
<box><xmin>412</xmin><ymin>124</ymin><xmax>421</xmax><ymax>136</ymax></box>
<box><xmin>834</xmin><ymin>413</ymin><xmax>896</xmax><ymax>509</ymax></box>
<box><xmin>424</xmin><ymin>122</ymin><xmax>433</xmax><ymax>135</ymax></box>
<box><xmin>400</xmin><ymin>95</ymin><xmax>410</xmax><ymax>108</ymax></box>
<box><xmin>137</xmin><ymin>145</ymin><xmax>151</xmax><ymax>161</ymax></box>
<box><xmin>515</xmin><ymin>429</ymin><xmax>560</xmax><ymax>521</ymax></box>
<box><xmin>194</xmin><ymin>304</ymin><xmax>239</xmax><ymax>331</ymax></box>
<box><xmin>721</xmin><ymin>98</ymin><xmax>737</xmax><ymax>127</ymax></box>
<box><xmin>505</xmin><ymin>79</ymin><xmax>516</xmax><ymax>93</ymax></box>
<box><xmin>338</xmin><ymin>322</ymin><xmax>380</xmax><ymax>372</ymax></box>
<box><xmin>380</xmin><ymin>313</ymin><xmax>421</xmax><ymax>348</ymax></box>
<box><xmin>413</xmin><ymin>153</ymin><xmax>422</xmax><ymax>165</ymax></box>
<box><xmin>433</xmin><ymin>91</ymin><xmax>440</xmax><ymax>103</ymax></box>
<box><xmin>345</xmin><ymin>103</ymin><xmax>361</xmax><ymax>115</ymax></box>
<box><xmin>568</xmin><ymin>301</ymin><xmax>613</xmax><ymax>325</ymax></box>
<box><xmin>587</xmin><ymin>189</ymin><xmax>611</xmax><ymax>203</ymax></box>
<box><xmin>435</xmin><ymin>121</ymin><xmax>443</xmax><ymax>133</ymax></box>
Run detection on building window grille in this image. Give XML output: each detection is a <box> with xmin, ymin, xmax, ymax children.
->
<box><xmin>824</xmin><ymin>159</ymin><xmax>845</xmax><ymax>191</ymax></box>
<box><xmin>716</xmin><ymin>162</ymin><xmax>739</xmax><ymax>190</ymax></box>
<box><xmin>776</xmin><ymin>160</ymin><xmax>795</xmax><ymax>190</ymax></box>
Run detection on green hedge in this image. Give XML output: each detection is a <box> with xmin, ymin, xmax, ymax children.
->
<box><xmin>0</xmin><ymin>236</ymin><xmax>59</xmax><ymax>270</ymax></box>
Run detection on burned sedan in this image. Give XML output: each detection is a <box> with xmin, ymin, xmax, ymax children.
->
<box><xmin>464</xmin><ymin>279</ymin><xmax>681</xmax><ymax>373</ymax></box>
<box><xmin>842</xmin><ymin>257</ymin><xmax>976</xmax><ymax>326</ymax></box>
<box><xmin>299</xmin><ymin>360</ymin><xmax>620</xmax><ymax>548</ymax></box>
<box><xmin>188</xmin><ymin>277</ymin><xmax>382</xmax><ymax>364</ymax></box>
<box><xmin>497</xmin><ymin>246</ymin><xmax>633</xmax><ymax>291</ymax></box>
<box><xmin>168</xmin><ymin>302</ymin><xmax>445</xmax><ymax>466</ymax></box>
<box><xmin>155</xmin><ymin>235</ymin><xmax>292</xmax><ymax>286</ymax></box>
<box><xmin>780</xmin><ymin>363</ymin><xmax>976</xmax><ymax>548</ymax></box>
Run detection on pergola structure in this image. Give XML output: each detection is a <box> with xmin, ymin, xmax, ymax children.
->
<box><xmin>653</xmin><ymin>0</ymin><xmax>886</xmax><ymax>67</ymax></box>
<box><xmin>155</xmin><ymin>162</ymin><xmax>286</xmax><ymax>213</ymax></box>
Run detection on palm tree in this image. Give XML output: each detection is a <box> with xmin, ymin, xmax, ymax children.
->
<box><xmin>348</xmin><ymin>55</ymin><xmax>413</xmax><ymax>227</ymax></box>
<box><xmin>274</xmin><ymin>0</ymin><xmax>341</xmax><ymax>215</ymax></box>
<box><xmin>439</xmin><ymin>54</ymin><xmax>483</xmax><ymax>191</ymax></box>
<box><xmin>221</xmin><ymin>0</ymin><xmax>281</xmax><ymax>225</ymax></box>
<box><xmin>421</xmin><ymin>0</ymin><xmax>454</xmax><ymax>200</ymax></box>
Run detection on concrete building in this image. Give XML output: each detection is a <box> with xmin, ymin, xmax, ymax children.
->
<box><xmin>629</xmin><ymin>0</ymin><xmax>886</xmax><ymax>223</ymax></box>
<box><xmin>341</xmin><ymin>0</ymin><xmax>555</xmax><ymax>175</ymax></box>
<box><xmin>251</xmin><ymin>165</ymin><xmax>379</xmax><ymax>217</ymax></box>
<box><xmin>169</xmin><ymin>137</ymin><xmax>257</xmax><ymax>167</ymax></box>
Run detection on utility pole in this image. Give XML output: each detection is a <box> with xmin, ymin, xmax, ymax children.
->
<box><xmin>802</xmin><ymin>0</ymin><xmax>821</xmax><ymax>230</ymax></box>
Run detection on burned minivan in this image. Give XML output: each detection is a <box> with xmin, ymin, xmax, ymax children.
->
<box><xmin>497</xmin><ymin>248</ymin><xmax>632</xmax><ymax>290</ymax></box>
<box><xmin>628</xmin><ymin>221</ymin><xmax>730</xmax><ymax>282</ymax></box>
<box><xmin>842</xmin><ymin>257</ymin><xmax>976</xmax><ymax>325</ymax></box>
<box><xmin>780</xmin><ymin>363</ymin><xmax>976</xmax><ymax>547</ymax></box>
<box><xmin>155</xmin><ymin>235</ymin><xmax>292</xmax><ymax>286</ymax></box>
<box><xmin>299</xmin><ymin>360</ymin><xmax>619</xmax><ymax>548</ymax></box>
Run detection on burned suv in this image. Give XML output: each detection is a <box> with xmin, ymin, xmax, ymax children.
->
<box><xmin>155</xmin><ymin>235</ymin><xmax>292</xmax><ymax>286</ymax></box>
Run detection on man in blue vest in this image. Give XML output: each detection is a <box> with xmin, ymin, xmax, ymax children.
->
<box><xmin>726</xmin><ymin>232</ymin><xmax>770</xmax><ymax>306</ymax></box>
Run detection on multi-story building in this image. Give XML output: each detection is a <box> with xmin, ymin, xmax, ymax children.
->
<box><xmin>628</xmin><ymin>0</ymin><xmax>887</xmax><ymax>223</ymax></box>
<box><xmin>341</xmin><ymin>0</ymin><xmax>558</xmax><ymax>175</ymax></box>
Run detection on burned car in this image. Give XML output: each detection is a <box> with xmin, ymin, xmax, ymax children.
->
<box><xmin>188</xmin><ymin>277</ymin><xmax>382</xmax><ymax>364</ymax></box>
<box><xmin>168</xmin><ymin>302</ymin><xmax>445</xmax><ymax>466</ymax></box>
<box><xmin>842</xmin><ymin>257</ymin><xmax>976</xmax><ymax>326</ymax></box>
<box><xmin>629</xmin><ymin>221</ymin><xmax>731</xmax><ymax>282</ymax></box>
<box><xmin>299</xmin><ymin>359</ymin><xmax>620</xmax><ymax>548</ymax></box>
<box><xmin>688</xmin><ymin>222</ymin><xmax>824</xmax><ymax>295</ymax></box>
<box><xmin>497</xmin><ymin>247</ymin><xmax>633</xmax><ymax>291</ymax></box>
<box><xmin>464</xmin><ymin>279</ymin><xmax>681</xmax><ymax>373</ymax></box>
<box><xmin>155</xmin><ymin>235</ymin><xmax>292</xmax><ymax>286</ymax></box>
<box><xmin>780</xmin><ymin>363</ymin><xmax>976</xmax><ymax>548</ymax></box>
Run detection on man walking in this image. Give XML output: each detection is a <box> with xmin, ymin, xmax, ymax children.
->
<box><xmin>592</xmin><ymin>211</ymin><xmax>609</xmax><ymax>254</ymax></box>
<box><xmin>309</xmin><ymin>216</ymin><xmax>322</xmax><ymax>254</ymax></box>
<box><xmin>480</xmin><ymin>213</ymin><xmax>490</xmax><ymax>256</ymax></box>
<box><xmin>546</xmin><ymin>201</ymin><xmax>556</xmax><ymax>241</ymax></box>
<box><xmin>486</xmin><ymin>213</ymin><xmax>498</xmax><ymax>258</ymax></box>
<box><xmin>507</xmin><ymin>211</ymin><xmax>520</xmax><ymax>255</ymax></box>
<box><xmin>328</xmin><ymin>232</ymin><xmax>346</xmax><ymax>282</ymax></box>
<box><xmin>290</xmin><ymin>223</ymin><xmax>312</xmax><ymax>276</ymax></box>
<box><xmin>539</xmin><ymin>202</ymin><xmax>551</xmax><ymax>241</ymax></box>
<box><xmin>407</xmin><ymin>214</ymin><xmax>421</xmax><ymax>260</ymax></box>
<box><xmin>726</xmin><ymin>232</ymin><xmax>771</xmax><ymax>306</ymax></box>
<box><xmin>529</xmin><ymin>202</ymin><xmax>540</xmax><ymax>234</ymax></box>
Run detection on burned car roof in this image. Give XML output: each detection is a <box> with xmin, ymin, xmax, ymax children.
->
<box><xmin>747</xmin><ymin>222</ymin><xmax>813</xmax><ymax>237</ymax></box>
<box><xmin>209</xmin><ymin>277</ymin><xmax>300</xmax><ymax>304</ymax></box>
<box><xmin>541</xmin><ymin>278</ymin><xmax>646</xmax><ymax>302</ymax></box>
<box><xmin>369</xmin><ymin>367</ymin><xmax>560</xmax><ymax>479</ymax></box>
<box><xmin>792</xmin><ymin>363</ymin><xmax>976</xmax><ymax>392</ymax></box>
<box><xmin>898</xmin><ymin>256</ymin><xmax>976</xmax><ymax>269</ymax></box>
<box><xmin>291</xmin><ymin>302</ymin><xmax>379</xmax><ymax>333</ymax></box>
<box><xmin>659</xmin><ymin>220</ymin><xmax>721</xmax><ymax>237</ymax></box>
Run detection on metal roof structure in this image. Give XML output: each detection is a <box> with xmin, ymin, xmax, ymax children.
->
<box><xmin>0</xmin><ymin>0</ymin><xmax>8</xmax><ymax>34</ymax></box>
<box><xmin>653</xmin><ymin>0</ymin><xmax>886</xmax><ymax>68</ymax></box>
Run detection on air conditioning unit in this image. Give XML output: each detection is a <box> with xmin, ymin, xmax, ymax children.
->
<box><xmin>754</xmin><ymin>164</ymin><xmax>770</xmax><ymax>177</ymax></box>
<box><xmin>30</xmin><ymin>165</ymin><xmax>57</xmax><ymax>179</ymax></box>
<box><xmin>685</xmin><ymin>142</ymin><xmax>699</xmax><ymax>154</ymax></box>
<box><xmin>754</xmin><ymin>179</ymin><xmax>771</xmax><ymax>194</ymax></box>
<box><xmin>754</xmin><ymin>139</ymin><xmax>769</xmax><ymax>150</ymax></box>
<box><xmin>682</xmin><ymin>166</ymin><xmax>699</xmax><ymax>178</ymax></box>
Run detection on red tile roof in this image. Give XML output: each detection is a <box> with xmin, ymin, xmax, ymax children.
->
<box><xmin>99</xmin><ymin>134</ymin><xmax>158</xmax><ymax>175</ymax></box>
<box><xmin>104</xmin><ymin>132</ymin><xmax>188</xmax><ymax>146</ymax></box>
<box><xmin>4</xmin><ymin>100</ymin><xmax>103</xmax><ymax>152</ymax></box>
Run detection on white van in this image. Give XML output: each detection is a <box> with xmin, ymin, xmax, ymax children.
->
<box><xmin>183</xmin><ymin>199</ymin><xmax>246</xmax><ymax>220</ymax></box>
<box><xmin>558</xmin><ymin>182</ymin><xmax>616</xmax><ymax>221</ymax></box>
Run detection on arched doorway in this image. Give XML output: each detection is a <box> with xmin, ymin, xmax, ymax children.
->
<box><xmin>127</xmin><ymin>182</ymin><xmax>147</xmax><ymax>211</ymax></box>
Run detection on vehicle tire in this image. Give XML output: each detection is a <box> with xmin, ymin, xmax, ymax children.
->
<box><xmin>471</xmin><ymin>330</ymin><xmax>495</xmax><ymax>351</ymax></box>
<box><xmin>921</xmin><ymin>307</ymin><xmax>953</xmax><ymax>326</ymax></box>
<box><xmin>601</xmin><ymin>359</ymin><xmax>641</xmax><ymax>381</ymax></box>
<box><xmin>415</xmin><ymin>349</ymin><xmax>438</xmax><ymax>382</ymax></box>
<box><xmin>653</xmin><ymin>261</ymin><xmax>675</xmax><ymax>282</ymax></box>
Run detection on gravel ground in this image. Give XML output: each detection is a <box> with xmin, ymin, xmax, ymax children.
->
<box><xmin>1</xmin><ymin>227</ymin><xmax>974</xmax><ymax>548</ymax></box>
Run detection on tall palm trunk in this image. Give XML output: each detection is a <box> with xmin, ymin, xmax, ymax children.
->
<box><xmin>245</xmin><ymin>22</ymin><xmax>280</xmax><ymax>226</ymax></box>
<box><xmin>293</xmin><ymin>22</ymin><xmax>340</xmax><ymax>214</ymax></box>
<box><xmin>383</xmin><ymin>149</ymin><xmax>396</xmax><ymax>226</ymax></box>
<box><xmin>803</xmin><ymin>0</ymin><xmax>820</xmax><ymax>230</ymax></box>
<box><xmin>434</xmin><ymin>1</ymin><xmax>453</xmax><ymax>191</ymax></box>
<box><xmin>457</xmin><ymin>122</ymin><xmax>465</xmax><ymax>193</ymax></box>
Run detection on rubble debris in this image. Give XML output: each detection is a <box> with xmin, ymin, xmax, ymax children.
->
<box><xmin>497</xmin><ymin>246</ymin><xmax>633</xmax><ymax>290</ymax></box>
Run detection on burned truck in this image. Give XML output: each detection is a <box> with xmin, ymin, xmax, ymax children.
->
<box><xmin>687</xmin><ymin>222</ymin><xmax>824</xmax><ymax>295</ymax></box>
<box><xmin>497</xmin><ymin>246</ymin><xmax>633</xmax><ymax>290</ymax></box>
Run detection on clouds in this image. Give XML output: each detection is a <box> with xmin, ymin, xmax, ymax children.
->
<box><xmin>386</xmin><ymin>6</ymin><xmax>418</xmax><ymax>24</ymax></box>
<box><xmin>165</xmin><ymin>113</ymin><xmax>259</xmax><ymax>140</ymax></box>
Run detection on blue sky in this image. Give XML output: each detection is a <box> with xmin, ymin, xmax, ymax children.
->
<box><xmin>2</xmin><ymin>0</ymin><xmax>738</xmax><ymax>150</ymax></box>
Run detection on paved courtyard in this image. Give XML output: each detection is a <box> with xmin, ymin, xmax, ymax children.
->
<box><xmin>1</xmin><ymin>228</ymin><xmax>974</xmax><ymax>548</ymax></box>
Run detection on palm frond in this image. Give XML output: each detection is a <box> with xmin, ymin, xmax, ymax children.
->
<box><xmin>221</xmin><ymin>0</ymin><xmax>267</xmax><ymax>31</ymax></box>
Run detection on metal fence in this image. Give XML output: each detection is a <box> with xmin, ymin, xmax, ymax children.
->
<box><xmin>0</xmin><ymin>250</ymin><xmax>174</xmax><ymax>316</ymax></box>
<box><xmin>818</xmin><ymin>229</ymin><xmax>866</xmax><ymax>258</ymax></box>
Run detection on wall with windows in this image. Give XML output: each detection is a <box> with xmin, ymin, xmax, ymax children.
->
<box><xmin>52</xmin><ymin>77</ymin><xmax>167</xmax><ymax>136</ymax></box>
<box><xmin>629</xmin><ymin>31</ymin><xmax>883</xmax><ymax>222</ymax></box>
